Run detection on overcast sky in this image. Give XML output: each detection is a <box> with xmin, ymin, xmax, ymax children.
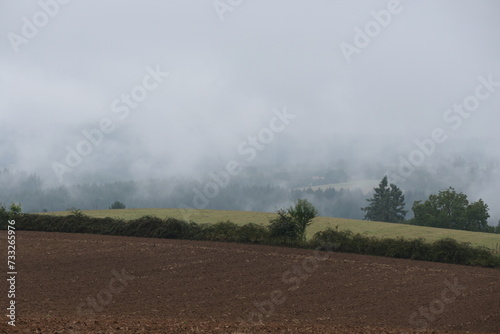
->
<box><xmin>1</xmin><ymin>0</ymin><xmax>499</xmax><ymax>185</ymax></box>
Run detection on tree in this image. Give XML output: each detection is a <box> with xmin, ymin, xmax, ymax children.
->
<box><xmin>0</xmin><ymin>204</ymin><xmax>7</xmax><ymax>222</ymax></box>
<box><xmin>110</xmin><ymin>201</ymin><xmax>126</xmax><ymax>209</ymax></box>
<box><xmin>0</xmin><ymin>202</ymin><xmax>22</xmax><ymax>225</ymax></box>
<box><xmin>287</xmin><ymin>199</ymin><xmax>319</xmax><ymax>242</ymax></box>
<box><xmin>9</xmin><ymin>203</ymin><xmax>22</xmax><ymax>215</ymax></box>
<box><xmin>412</xmin><ymin>187</ymin><xmax>468</xmax><ymax>229</ymax></box>
<box><xmin>411</xmin><ymin>187</ymin><xmax>490</xmax><ymax>231</ymax></box>
<box><xmin>268</xmin><ymin>209</ymin><xmax>301</xmax><ymax>243</ymax></box>
<box><xmin>465</xmin><ymin>199</ymin><xmax>489</xmax><ymax>231</ymax></box>
<box><xmin>361</xmin><ymin>176</ymin><xmax>407</xmax><ymax>223</ymax></box>
<box><xmin>268</xmin><ymin>200</ymin><xmax>319</xmax><ymax>243</ymax></box>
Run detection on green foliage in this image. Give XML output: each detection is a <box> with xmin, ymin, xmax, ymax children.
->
<box><xmin>309</xmin><ymin>227</ymin><xmax>499</xmax><ymax>267</ymax></box>
<box><xmin>268</xmin><ymin>209</ymin><xmax>302</xmax><ymax>245</ymax></box>
<box><xmin>309</xmin><ymin>228</ymin><xmax>353</xmax><ymax>252</ymax></box>
<box><xmin>237</xmin><ymin>223</ymin><xmax>269</xmax><ymax>244</ymax></box>
<box><xmin>123</xmin><ymin>215</ymin><xmax>166</xmax><ymax>237</ymax></box>
<box><xmin>10</xmin><ymin>203</ymin><xmax>22</xmax><ymax>214</ymax></box>
<box><xmin>0</xmin><ymin>204</ymin><xmax>7</xmax><ymax>222</ymax></box>
<box><xmin>361</xmin><ymin>176</ymin><xmax>407</xmax><ymax>223</ymax></box>
<box><xmin>201</xmin><ymin>221</ymin><xmax>240</xmax><ymax>242</ymax></box>
<box><xmin>287</xmin><ymin>199</ymin><xmax>319</xmax><ymax>241</ymax></box>
<box><xmin>0</xmin><ymin>202</ymin><xmax>22</xmax><ymax>226</ymax></box>
<box><xmin>268</xmin><ymin>200</ymin><xmax>319</xmax><ymax>245</ymax></box>
<box><xmin>465</xmin><ymin>199</ymin><xmax>490</xmax><ymax>231</ymax></box>
<box><xmin>429</xmin><ymin>238</ymin><xmax>496</xmax><ymax>266</ymax></box>
<box><xmin>160</xmin><ymin>218</ymin><xmax>202</xmax><ymax>240</ymax></box>
<box><xmin>3</xmin><ymin>211</ymin><xmax>499</xmax><ymax>268</ymax></box>
<box><xmin>110</xmin><ymin>201</ymin><xmax>126</xmax><ymax>209</ymax></box>
<box><xmin>411</xmin><ymin>187</ymin><xmax>490</xmax><ymax>231</ymax></box>
<box><xmin>70</xmin><ymin>209</ymin><xmax>86</xmax><ymax>219</ymax></box>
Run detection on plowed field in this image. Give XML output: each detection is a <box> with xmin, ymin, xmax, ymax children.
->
<box><xmin>0</xmin><ymin>231</ymin><xmax>498</xmax><ymax>333</ymax></box>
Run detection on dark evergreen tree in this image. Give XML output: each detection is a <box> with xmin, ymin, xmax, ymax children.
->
<box><xmin>361</xmin><ymin>176</ymin><xmax>407</xmax><ymax>223</ymax></box>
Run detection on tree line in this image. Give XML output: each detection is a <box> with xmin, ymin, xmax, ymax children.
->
<box><xmin>2</xmin><ymin>201</ymin><xmax>499</xmax><ymax>268</ymax></box>
<box><xmin>0</xmin><ymin>169</ymin><xmax>366</xmax><ymax>218</ymax></box>
<box><xmin>0</xmin><ymin>169</ymin><xmax>498</xmax><ymax>233</ymax></box>
<box><xmin>362</xmin><ymin>176</ymin><xmax>499</xmax><ymax>233</ymax></box>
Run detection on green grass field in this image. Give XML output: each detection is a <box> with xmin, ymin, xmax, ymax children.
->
<box><xmin>42</xmin><ymin>208</ymin><xmax>500</xmax><ymax>250</ymax></box>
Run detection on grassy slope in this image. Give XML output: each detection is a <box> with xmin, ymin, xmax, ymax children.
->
<box><xmin>42</xmin><ymin>208</ymin><xmax>500</xmax><ymax>250</ymax></box>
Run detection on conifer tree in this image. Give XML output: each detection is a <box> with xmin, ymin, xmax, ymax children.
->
<box><xmin>361</xmin><ymin>176</ymin><xmax>407</xmax><ymax>223</ymax></box>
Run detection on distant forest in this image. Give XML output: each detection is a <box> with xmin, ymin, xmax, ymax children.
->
<box><xmin>1</xmin><ymin>153</ymin><xmax>497</xmax><ymax>225</ymax></box>
<box><xmin>0</xmin><ymin>169</ymin><xmax>371</xmax><ymax>219</ymax></box>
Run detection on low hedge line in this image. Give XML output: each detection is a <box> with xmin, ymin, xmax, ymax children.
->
<box><xmin>2</xmin><ymin>213</ymin><xmax>499</xmax><ymax>268</ymax></box>
<box><xmin>0</xmin><ymin>213</ymin><xmax>270</xmax><ymax>244</ymax></box>
<box><xmin>310</xmin><ymin>229</ymin><xmax>499</xmax><ymax>267</ymax></box>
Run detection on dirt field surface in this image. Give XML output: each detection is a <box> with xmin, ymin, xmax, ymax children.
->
<box><xmin>0</xmin><ymin>231</ymin><xmax>498</xmax><ymax>333</ymax></box>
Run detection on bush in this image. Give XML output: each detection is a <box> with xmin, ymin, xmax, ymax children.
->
<box><xmin>124</xmin><ymin>216</ymin><xmax>166</xmax><ymax>237</ymax></box>
<box><xmin>309</xmin><ymin>227</ymin><xmax>500</xmax><ymax>268</ymax></box>
<box><xmin>237</xmin><ymin>223</ymin><xmax>269</xmax><ymax>244</ymax></box>
<box><xmin>159</xmin><ymin>218</ymin><xmax>201</xmax><ymax>240</ymax></box>
<box><xmin>429</xmin><ymin>238</ymin><xmax>497</xmax><ymax>266</ymax></box>
<box><xmin>3</xmin><ymin>212</ymin><xmax>499</xmax><ymax>268</ymax></box>
<box><xmin>0</xmin><ymin>203</ymin><xmax>22</xmax><ymax>229</ymax></box>
<box><xmin>201</xmin><ymin>221</ymin><xmax>240</xmax><ymax>242</ymax></box>
<box><xmin>287</xmin><ymin>199</ymin><xmax>318</xmax><ymax>241</ymax></box>
<box><xmin>309</xmin><ymin>228</ymin><xmax>354</xmax><ymax>252</ymax></box>
<box><xmin>268</xmin><ymin>210</ymin><xmax>302</xmax><ymax>245</ymax></box>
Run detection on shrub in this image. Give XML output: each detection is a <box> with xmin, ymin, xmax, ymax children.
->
<box><xmin>269</xmin><ymin>209</ymin><xmax>302</xmax><ymax>245</ymax></box>
<box><xmin>237</xmin><ymin>223</ymin><xmax>269</xmax><ymax>244</ymax></box>
<box><xmin>0</xmin><ymin>203</ymin><xmax>22</xmax><ymax>229</ymax></box>
<box><xmin>309</xmin><ymin>228</ymin><xmax>500</xmax><ymax>268</ymax></box>
<box><xmin>309</xmin><ymin>228</ymin><xmax>354</xmax><ymax>252</ymax></box>
<box><xmin>201</xmin><ymin>221</ymin><xmax>240</xmax><ymax>242</ymax></box>
<box><xmin>159</xmin><ymin>218</ymin><xmax>200</xmax><ymax>240</ymax></box>
<box><xmin>124</xmin><ymin>216</ymin><xmax>165</xmax><ymax>237</ymax></box>
<box><xmin>429</xmin><ymin>238</ymin><xmax>498</xmax><ymax>266</ymax></box>
<box><xmin>3</xmin><ymin>212</ymin><xmax>499</xmax><ymax>268</ymax></box>
<box><xmin>287</xmin><ymin>199</ymin><xmax>318</xmax><ymax>241</ymax></box>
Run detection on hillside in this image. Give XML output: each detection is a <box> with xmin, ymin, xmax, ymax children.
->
<box><xmin>42</xmin><ymin>208</ymin><xmax>500</xmax><ymax>250</ymax></box>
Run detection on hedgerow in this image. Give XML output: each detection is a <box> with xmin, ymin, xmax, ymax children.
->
<box><xmin>1</xmin><ymin>213</ymin><xmax>498</xmax><ymax>268</ymax></box>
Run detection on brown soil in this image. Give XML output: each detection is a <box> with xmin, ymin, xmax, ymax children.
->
<box><xmin>0</xmin><ymin>231</ymin><xmax>498</xmax><ymax>333</ymax></box>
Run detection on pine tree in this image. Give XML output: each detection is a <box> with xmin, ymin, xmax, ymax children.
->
<box><xmin>361</xmin><ymin>176</ymin><xmax>407</xmax><ymax>223</ymax></box>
